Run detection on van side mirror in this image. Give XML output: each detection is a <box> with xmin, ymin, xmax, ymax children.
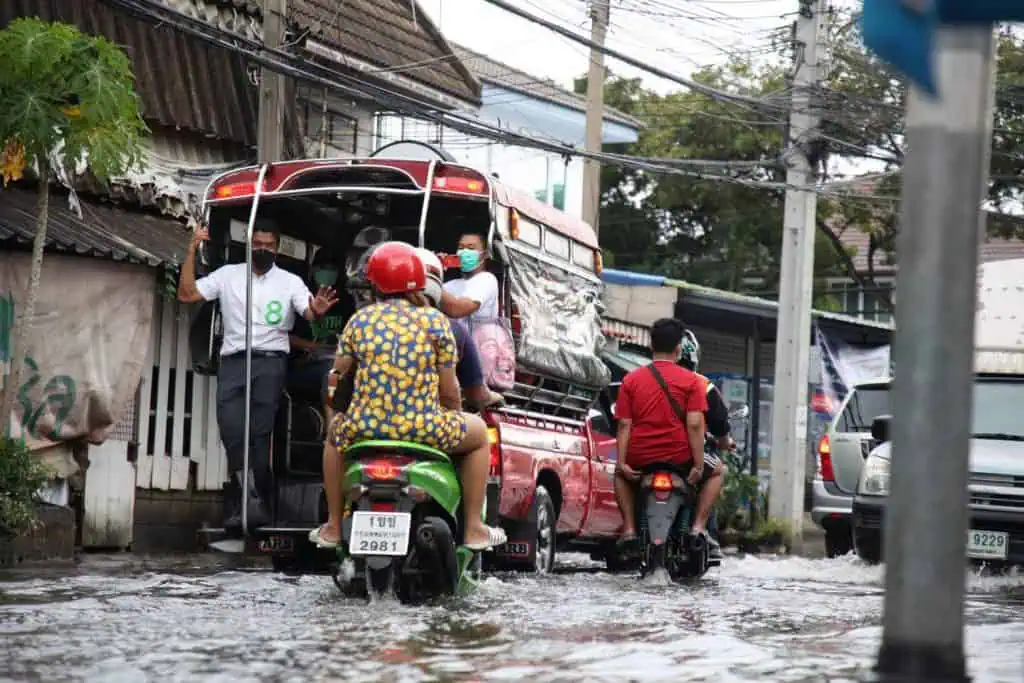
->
<box><xmin>871</xmin><ymin>415</ymin><xmax>892</xmax><ymax>443</ymax></box>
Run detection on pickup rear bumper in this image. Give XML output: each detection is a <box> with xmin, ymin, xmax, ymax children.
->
<box><xmin>853</xmin><ymin>496</ymin><xmax>1024</xmax><ymax>564</ymax></box>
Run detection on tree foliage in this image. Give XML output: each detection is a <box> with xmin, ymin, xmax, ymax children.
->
<box><xmin>0</xmin><ymin>18</ymin><xmax>147</xmax><ymax>431</ymax></box>
<box><xmin>0</xmin><ymin>17</ymin><xmax>147</xmax><ymax>183</ymax></box>
<box><xmin>590</xmin><ymin>12</ymin><xmax>1024</xmax><ymax>306</ymax></box>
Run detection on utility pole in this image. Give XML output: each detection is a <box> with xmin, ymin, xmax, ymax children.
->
<box><xmin>581</xmin><ymin>0</ymin><xmax>609</xmax><ymax>235</ymax></box>
<box><xmin>767</xmin><ymin>0</ymin><xmax>826</xmax><ymax>540</ymax></box>
<box><xmin>258</xmin><ymin>0</ymin><xmax>287</xmax><ymax>163</ymax></box>
<box><xmin>875</xmin><ymin>26</ymin><xmax>996</xmax><ymax>683</ymax></box>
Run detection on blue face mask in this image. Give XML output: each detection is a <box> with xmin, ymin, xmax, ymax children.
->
<box><xmin>457</xmin><ymin>249</ymin><xmax>481</xmax><ymax>273</ymax></box>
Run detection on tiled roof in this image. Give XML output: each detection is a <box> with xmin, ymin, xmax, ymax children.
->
<box><xmin>2</xmin><ymin>0</ymin><xmax>260</xmax><ymax>148</ymax></box>
<box><xmin>452</xmin><ymin>43</ymin><xmax>645</xmax><ymax>130</ymax></box>
<box><xmin>835</xmin><ymin>223</ymin><xmax>1024</xmax><ymax>273</ymax></box>
<box><xmin>184</xmin><ymin>0</ymin><xmax>481</xmax><ymax>105</ymax></box>
<box><xmin>827</xmin><ymin>174</ymin><xmax>1024</xmax><ymax>272</ymax></box>
<box><xmin>0</xmin><ymin>186</ymin><xmax>191</xmax><ymax>267</ymax></box>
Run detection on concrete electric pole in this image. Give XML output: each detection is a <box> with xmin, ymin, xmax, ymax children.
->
<box><xmin>581</xmin><ymin>0</ymin><xmax>609</xmax><ymax>235</ymax></box>
<box><xmin>767</xmin><ymin>0</ymin><xmax>827</xmax><ymax>539</ymax></box>
<box><xmin>875</xmin><ymin>26</ymin><xmax>996</xmax><ymax>683</ymax></box>
<box><xmin>258</xmin><ymin>0</ymin><xmax>287</xmax><ymax>163</ymax></box>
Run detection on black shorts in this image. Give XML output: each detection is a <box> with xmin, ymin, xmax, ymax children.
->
<box><xmin>637</xmin><ymin>452</ymin><xmax>722</xmax><ymax>487</ymax></box>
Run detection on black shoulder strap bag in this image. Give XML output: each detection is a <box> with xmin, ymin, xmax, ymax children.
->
<box><xmin>647</xmin><ymin>362</ymin><xmax>689</xmax><ymax>426</ymax></box>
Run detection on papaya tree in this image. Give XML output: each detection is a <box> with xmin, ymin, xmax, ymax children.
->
<box><xmin>0</xmin><ymin>17</ymin><xmax>147</xmax><ymax>431</ymax></box>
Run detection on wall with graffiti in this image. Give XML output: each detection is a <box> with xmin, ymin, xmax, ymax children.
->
<box><xmin>0</xmin><ymin>253</ymin><xmax>154</xmax><ymax>448</ymax></box>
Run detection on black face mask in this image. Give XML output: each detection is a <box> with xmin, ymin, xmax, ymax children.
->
<box><xmin>253</xmin><ymin>248</ymin><xmax>276</xmax><ymax>272</ymax></box>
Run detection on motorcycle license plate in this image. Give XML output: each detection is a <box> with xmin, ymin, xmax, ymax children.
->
<box><xmin>348</xmin><ymin>511</ymin><xmax>412</xmax><ymax>556</ymax></box>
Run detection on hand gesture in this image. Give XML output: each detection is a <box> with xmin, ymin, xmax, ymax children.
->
<box><xmin>310</xmin><ymin>285</ymin><xmax>339</xmax><ymax>317</ymax></box>
<box><xmin>188</xmin><ymin>219</ymin><xmax>209</xmax><ymax>249</ymax></box>
<box><xmin>617</xmin><ymin>462</ymin><xmax>641</xmax><ymax>482</ymax></box>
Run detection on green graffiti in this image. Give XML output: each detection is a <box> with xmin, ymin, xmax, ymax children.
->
<box><xmin>1</xmin><ymin>292</ymin><xmax>77</xmax><ymax>440</ymax></box>
<box><xmin>0</xmin><ymin>291</ymin><xmax>13</xmax><ymax>363</ymax></box>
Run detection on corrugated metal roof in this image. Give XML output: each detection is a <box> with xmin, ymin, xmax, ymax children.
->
<box><xmin>188</xmin><ymin>0</ymin><xmax>481</xmax><ymax>105</ymax></box>
<box><xmin>0</xmin><ymin>187</ymin><xmax>191</xmax><ymax>267</ymax></box>
<box><xmin>452</xmin><ymin>44</ymin><xmax>645</xmax><ymax>130</ymax></box>
<box><xmin>2</xmin><ymin>0</ymin><xmax>260</xmax><ymax>148</ymax></box>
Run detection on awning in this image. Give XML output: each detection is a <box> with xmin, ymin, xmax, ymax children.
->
<box><xmin>0</xmin><ymin>186</ymin><xmax>191</xmax><ymax>267</ymax></box>
<box><xmin>601</xmin><ymin>267</ymin><xmax>893</xmax><ymax>345</ymax></box>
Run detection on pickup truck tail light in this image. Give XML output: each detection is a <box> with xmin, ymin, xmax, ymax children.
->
<box><xmin>817</xmin><ymin>435</ymin><xmax>835</xmax><ymax>482</ymax></box>
<box><xmin>487</xmin><ymin>427</ymin><xmax>502</xmax><ymax>482</ymax></box>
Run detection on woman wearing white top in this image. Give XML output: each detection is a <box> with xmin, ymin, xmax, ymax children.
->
<box><xmin>439</xmin><ymin>231</ymin><xmax>500</xmax><ymax>323</ymax></box>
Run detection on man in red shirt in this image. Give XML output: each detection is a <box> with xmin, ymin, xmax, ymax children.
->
<box><xmin>614</xmin><ymin>318</ymin><xmax>726</xmax><ymax>545</ymax></box>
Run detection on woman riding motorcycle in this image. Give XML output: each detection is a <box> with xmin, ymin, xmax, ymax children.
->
<box><xmin>309</xmin><ymin>241</ymin><xmax>507</xmax><ymax>551</ymax></box>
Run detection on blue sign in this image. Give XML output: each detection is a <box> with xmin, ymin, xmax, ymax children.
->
<box><xmin>935</xmin><ymin>1</ymin><xmax>1024</xmax><ymax>23</ymax></box>
<box><xmin>861</xmin><ymin>0</ymin><xmax>938</xmax><ymax>94</ymax></box>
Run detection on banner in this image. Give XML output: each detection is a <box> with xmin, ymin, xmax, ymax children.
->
<box><xmin>815</xmin><ymin>323</ymin><xmax>891</xmax><ymax>420</ymax></box>
<box><xmin>0</xmin><ymin>253</ymin><xmax>154</xmax><ymax>448</ymax></box>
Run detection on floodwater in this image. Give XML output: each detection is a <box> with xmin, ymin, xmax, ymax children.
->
<box><xmin>0</xmin><ymin>553</ymin><xmax>1021</xmax><ymax>682</ymax></box>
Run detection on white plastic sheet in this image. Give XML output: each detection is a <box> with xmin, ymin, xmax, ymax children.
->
<box><xmin>0</xmin><ymin>253</ymin><xmax>154</xmax><ymax>449</ymax></box>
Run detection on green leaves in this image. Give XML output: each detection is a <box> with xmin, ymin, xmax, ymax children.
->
<box><xmin>0</xmin><ymin>17</ymin><xmax>147</xmax><ymax>183</ymax></box>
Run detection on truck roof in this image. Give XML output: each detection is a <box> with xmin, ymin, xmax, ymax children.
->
<box><xmin>975</xmin><ymin>258</ymin><xmax>1024</xmax><ymax>374</ymax></box>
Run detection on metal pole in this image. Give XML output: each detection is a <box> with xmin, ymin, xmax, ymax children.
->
<box><xmin>241</xmin><ymin>163</ymin><xmax>270</xmax><ymax>536</ymax></box>
<box><xmin>749</xmin><ymin>322</ymin><xmax>762</xmax><ymax>525</ymax></box>
<box><xmin>257</xmin><ymin>0</ymin><xmax>287</xmax><ymax>163</ymax></box>
<box><xmin>417</xmin><ymin>160</ymin><xmax>437</xmax><ymax>247</ymax></box>
<box><xmin>581</xmin><ymin>0</ymin><xmax>609</xmax><ymax>235</ymax></box>
<box><xmin>767</xmin><ymin>0</ymin><xmax>826</xmax><ymax>539</ymax></box>
<box><xmin>875</xmin><ymin>26</ymin><xmax>996</xmax><ymax>683</ymax></box>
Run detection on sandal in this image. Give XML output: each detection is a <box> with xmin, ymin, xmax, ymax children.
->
<box><xmin>616</xmin><ymin>532</ymin><xmax>639</xmax><ymax>548</ymax></box>
<box><xmin>464</xmin><ymin>525</ymin><xmax>508</xmax><ymax>552</ymax></box>
<box><xmin>308</xmin><ymin>525</ymin><xmax>342</xmax><ymax>549</ymax></box>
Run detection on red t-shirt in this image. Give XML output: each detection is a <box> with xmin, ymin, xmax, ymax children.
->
<box><xmin>615</xmin><ymin>361</ymin><xmax>708</xmax><ymax>468</ymax></box>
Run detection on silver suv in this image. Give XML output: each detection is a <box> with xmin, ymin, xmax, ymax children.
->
<box><xmin>854</xmin><ymin>375</ymin><xmax>1024</xmax><ymax>565</ymax></box>
<box><xmin>809</xmin><ymin>377</ymin><xmax>891</xmax><ymax>556</ymax></box>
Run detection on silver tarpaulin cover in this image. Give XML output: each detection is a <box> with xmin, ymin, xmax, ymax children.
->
<box><xmin>507</xmin><ymin>255</ymin><xmax>610</xmax><ymax>388</ymax></box>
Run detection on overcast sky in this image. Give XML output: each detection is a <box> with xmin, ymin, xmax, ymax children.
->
<box><xmin>417</xmin><ymin>0</ymin><xmax>800</xmax><ymax>93</ymax></box>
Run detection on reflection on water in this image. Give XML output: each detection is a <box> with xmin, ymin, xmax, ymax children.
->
<box><xmin>0</xmin><ymin>554</ymin><xmax>1021</xmax><ymax>682</ymax></box>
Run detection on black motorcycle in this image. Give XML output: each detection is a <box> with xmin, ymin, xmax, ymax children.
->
<box><xmin>635</xmin><ymin>465</ymin><xmax>720</xmax><ymax>580</ymax></box>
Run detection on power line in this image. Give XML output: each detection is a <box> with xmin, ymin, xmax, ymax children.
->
<box><xmin>100</xmin><ymin>0</ymin><xmax>823</xmax><ymax>189</ymax></box>
<box><xmin>476</xmin><ymin>0</ymin><xmax>786</xmax><ymax>111</ymax></box>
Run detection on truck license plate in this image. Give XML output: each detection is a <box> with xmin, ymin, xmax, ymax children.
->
<box><xmin>966</xmin><ymin>529</ymin><xmax>1009</xmax><ymax>560</ymax></box>
<box><xmin>348</xmin><ymin>511</ymin><xmax>412</xmax><ymax>556</ymax></box>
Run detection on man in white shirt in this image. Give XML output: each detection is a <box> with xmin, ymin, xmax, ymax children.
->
<box><xmin>177</xmin><ymin>218</ymin><xmax>337</xmax><ymax>533</ymax></box>
<box><xmin>440</xmin><ymin>231</ymin><xmax>500</xmax><ymax>322</ymax></box>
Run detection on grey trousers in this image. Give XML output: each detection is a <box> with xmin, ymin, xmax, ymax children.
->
<box><xmin>216</xmin><ymin>353</ymin><xmax>287</xmax><ymax>495</ymax></box>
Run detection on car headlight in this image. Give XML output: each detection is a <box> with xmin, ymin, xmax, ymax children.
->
<box><xmin>859</xmin><ymin>454</ymin><xmax>890</xmax><ymax>496</ymax></box>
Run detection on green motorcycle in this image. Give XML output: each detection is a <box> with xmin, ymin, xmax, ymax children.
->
<box><xmin>333</xmin><ymin>439</ymin><xmax>483</xmax><ymax>603</ymax></box>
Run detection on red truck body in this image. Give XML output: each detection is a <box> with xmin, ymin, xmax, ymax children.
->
<box><xmin>485</xmin><ymin>404</ymin><xmax>624</xmax><ymax>570</ymax></box>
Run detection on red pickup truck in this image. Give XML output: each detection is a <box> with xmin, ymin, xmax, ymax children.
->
<box><xmin>484</xmin><ymin>378</ymin><xmax>626</xmax><ymax>573</ymax></box>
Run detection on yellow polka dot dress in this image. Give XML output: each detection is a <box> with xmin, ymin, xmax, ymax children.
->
<box><xmin>331</xmin><ymin>299</ymin><xmax>468</xmax><ymax>451</ymax></box>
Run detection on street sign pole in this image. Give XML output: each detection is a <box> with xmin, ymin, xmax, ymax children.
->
<box><xmin>874</xmin><ymin>24</ymin><xmax>996</xmax><ymax>683</ymax></box>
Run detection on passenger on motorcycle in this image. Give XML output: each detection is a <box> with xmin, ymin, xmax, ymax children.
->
<box><xmin>613</xmin><ymin>318</ymin><xmax>726</xmax><ymax>546</ymax></box>
<box><xmin>309</xmin><ymin>241</ymin><xmax>508</xmax><ymax>551</ymax></box>
<box><xmin>678</xmin><ymin>328</ymin><xmax>731</xmax><ymax>560</ymax></box>
<box><xmin>415</xmin><ymin>247</ymin><xmax>503</xmax><ymax>411</ymax></box>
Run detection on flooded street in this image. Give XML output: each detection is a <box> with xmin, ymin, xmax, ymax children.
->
<box><xmin>1</xmin><ymin>553</ymin><xmax>1022</xmax><ymax>682</ymax></box>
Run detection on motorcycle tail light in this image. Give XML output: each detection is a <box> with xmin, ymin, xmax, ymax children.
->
<box><xmin>652</xmin><ymin>472</ymin><xmax>673</xmax><ymax>492</ymax></box>
<box><xmin>364</xmin><ymin>457</ymin><xmax>411</xmax><ymax>480</ymax></box>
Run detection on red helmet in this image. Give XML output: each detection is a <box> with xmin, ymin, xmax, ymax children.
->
<box><xmin>365</xmin><ymin>241</ymin><xmax>426</xmax><ymax>295</ymax></box>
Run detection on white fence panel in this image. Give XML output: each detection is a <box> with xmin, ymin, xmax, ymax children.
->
<box><xmin>135</xmin><ymin>297</ymin><xmax>226</xmax><ymax>491</ymax></box>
